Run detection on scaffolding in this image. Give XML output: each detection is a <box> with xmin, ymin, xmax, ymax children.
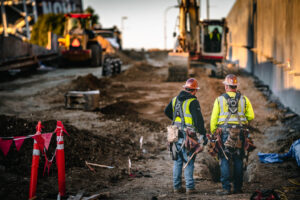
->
<box><xmin>0</xmin><ymin>0</ymin><xmax>38</xmax><ymax>40</ymax></box>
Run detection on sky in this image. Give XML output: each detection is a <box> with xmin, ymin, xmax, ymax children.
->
<box><xmin>83</xmin><ymin>0</ymin><xmax>236</xmax><ymax>50</ymax></box>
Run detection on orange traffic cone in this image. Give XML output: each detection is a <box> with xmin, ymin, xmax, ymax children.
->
<box><xmin>29</xmin><ymin>121</ymin><xmax>42</xmax><ymax>200</ymax></box>
<box><xmin>56</xmin><ymin>121</ymin><xmax>66</xmax><ymax>197</ymax></box>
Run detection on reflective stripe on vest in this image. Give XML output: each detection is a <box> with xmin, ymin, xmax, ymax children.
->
<box><xmin>172</xmin><ymin>97</ymin><xmax>196</xmax><ymax>128</ymax></box>
<box><xmin>217</xmin><ymin>95</ymin><xmax>247</xmax><ymax>124</ymax></box>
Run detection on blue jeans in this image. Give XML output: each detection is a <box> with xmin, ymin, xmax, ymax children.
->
<box><xmin>173</xmin><ymin>141</ymin><xmax>195</xmax><ymax>190</ymax></box>
<box><xmin>220</xmin><ymin>131</ymin><xmax>244</xmax><ymax>192</ymax></box>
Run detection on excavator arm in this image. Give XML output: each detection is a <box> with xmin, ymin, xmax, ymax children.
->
<box><xmin>178</xmin><ymin>0</ymin><xmax>200</xmax><ymax>52</ymax></box>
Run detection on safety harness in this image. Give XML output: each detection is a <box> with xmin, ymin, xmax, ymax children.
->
<box><xmin>217</xmin><ymin>91</ymin><xmax>247</xmax><ymax>126</ymax></box>
<box><xmin>208</xmin><ymin>92</ymin><xmax>256</xmax><ymax>164</ymax></box>
<box><xmin>221</xmin><ymin>92</ymin><xmax>245</xmax><ymax>126</ymax></box>
<box><xmin>220</xmin><ymin>92</ymin><xmax>245</xmax><ymax>156</ymax></box>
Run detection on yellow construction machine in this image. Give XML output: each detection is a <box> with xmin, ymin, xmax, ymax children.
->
<box><xmin>58</xmin><ymin>13</ymin><xmax>103</xmax><ymax>67</ymax></box>
<box><xmin>168</xmin><ymin>0</ymin><xmax>228</xmax><ymax>81</ymax></box>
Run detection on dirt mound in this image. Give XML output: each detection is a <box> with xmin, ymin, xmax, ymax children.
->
<box><xmin>70</xmin><ymin>74</ymin><xmax>111</xmax><ymax>91</ymax></box>
<box><xmin>101</xmin><ymin>101</ymin><xmax>137</xmax><ymax>116</ymax></box>
<box><xmin>121</xmin><ymin>50</ymin><xmax>146</xmax><ymax>61</ymax></box>
<box><xmin>115</xmin><ymin>50</ymin><xmax>134</xmax><ymax>65</ymax></box>
<box><xmin>0</xmin><ymin>115</ymin><xmax>142</xmax><ymax>199</ymax></box>
<box><xmin>147</xmin><ymin>50</ymin><xmax>168</xmax><ymax>60</ymax></box>
<box><xmin>116</xmin><ymin>62</ymin><xmax>162</xmax><ymax>82</ymax></box>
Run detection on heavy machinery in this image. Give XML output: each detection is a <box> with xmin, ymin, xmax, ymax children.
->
<box><xmin>58</xmin><ymin>13</ymin><xmax>122</xmax><ymax>76</ymax></box>
<box><xmin>58</xmin><ymin>13</ymin><xmax>103</xmax><ymax>67</ymax></box>
<box><xmin>168</xmin><ymin>0</ymin><xmax>228</xmax><ymax>81</ymax></box>
<box><xmin>93</xmin><ymin>27</ymin><xmax>122</xmax><ymax>76</ymax></box>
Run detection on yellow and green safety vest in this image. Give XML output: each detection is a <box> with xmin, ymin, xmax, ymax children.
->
<box><xmin>172</xmin><ymin>97</ymin><xmax>196</xmax><ymax>129</ymax></box>
<box><xmin>209</xmin><ymin>32</ymin><xmax>221</xmax><ymax>41</ymax></box>
<box><xmin>210</xmin><ymin>92</ymin><xmax>255</xmax><ymax>134</ymax></box>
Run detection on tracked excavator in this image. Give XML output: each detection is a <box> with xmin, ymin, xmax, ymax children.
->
<box><xmin>168</xmin><ymin>0</ymin><xmax>228</xmax><ymax>81</ymax></box>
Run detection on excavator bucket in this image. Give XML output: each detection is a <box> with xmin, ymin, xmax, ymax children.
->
<box><xmin>167</xmin><ymin>52</ymin><xmax>189</xmax><ymax>82</ymax></box>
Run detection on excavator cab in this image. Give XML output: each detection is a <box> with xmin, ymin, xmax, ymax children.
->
<box><xmin>203</xmin><ymin>23</ymin><xmax>223</xmax><ymax>53</ymax></box>
<box><xmin>192</xmin><ymin>19</ymin><xmax>228</xmax><ymax>65</ymax></box>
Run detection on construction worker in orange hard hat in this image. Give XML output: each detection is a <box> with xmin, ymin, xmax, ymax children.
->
<box><xmin>164</xmin><ymin>78</ymin><xmax>207</xmax><ymax>194</ymax></box>
<box><xmin>210</xmin><ymin>74</ymin><xmax>255</xmax><ymax>195</ymax></box>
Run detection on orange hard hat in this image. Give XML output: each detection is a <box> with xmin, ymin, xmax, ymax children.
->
<box><xmin>183</xmin><ymin>78</ymin><xmax>200</xmax><ymax>90</ymax></box>
<box><xmin>223</xmin><ymin>74</ymin><xmax>238</xmax><ymax>86</ymax></box>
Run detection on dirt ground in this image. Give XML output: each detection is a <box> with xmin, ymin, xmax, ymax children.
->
<box><xmin>0</xmin><ymin>51</ymin><xmax>300</xmax><ymax>200</ymax></box>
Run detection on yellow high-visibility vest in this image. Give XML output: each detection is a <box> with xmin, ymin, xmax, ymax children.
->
<box><xmin>209</xmin><ymin>32</ymin><xmax>221</xmax><ymax>41</ymax></box>
<box><xmin>210</xmin><ymin>92</ymin><xmax>255</xmax><ymax>134</ymax></box>
<box><xmin>172</xmin><ymin>97</ymin><xmax>196</xmax><ymax>129</ymax></box>
<box><xmin>217</xmin><ymin>95</ymin><xmax>247</xmax><ymax>124</ymax></box>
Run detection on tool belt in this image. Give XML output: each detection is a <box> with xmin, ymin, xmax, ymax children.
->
<box><xmin>221</xmin><ymin>125</ymin><xmax>256</xmax><ymax>157</ymax></box>
<box><xmin>222</xmin><ymin>126</ymin><xmax>243</xmax><ymax>149</ymax></box>
<box><xmin>207</xmin><ymin>126</ymin><xmax>256</xmax><ymax>166</ymax></box>
<box><xmin>219</xmin><ymin>124</ymin><xmax>256</xmax><ymax>149</ymax></box>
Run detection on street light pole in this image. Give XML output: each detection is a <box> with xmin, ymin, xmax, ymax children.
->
<box><xmin>206</xmin><ymin>0</ymin><xmax>209</xmax><ymax>20</ymax></box>
<box><xmin>164</xmin><ymin>5</ymin><xmax>177</xmax><ymax>50</ymax></box>
<box><xmin>121</xmin><ymin>16</ymin><xmax>128</xmax><ymax>49</ymax></box>
<box><xmin>121</xmin><ymin>16</ymin><xmax>128</xmax><ymax>32</ymax></box>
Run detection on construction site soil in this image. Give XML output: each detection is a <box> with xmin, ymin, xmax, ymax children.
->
<box><xmin>0</xmin><ymin>51</ymin><xmax>300</xmax><ymax>200</ymax></box>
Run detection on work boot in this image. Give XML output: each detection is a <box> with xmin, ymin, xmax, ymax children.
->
<box><xmin>173</xmin><ymin>187</ymin><xmax>186</xmax><ymax>194</ymax></box>
<box><xmin>216</xmin><ymin>189</ymin><xmax>231</xmax><ymax>195</ymax></box>
<box><xmin>186</xmin><ymin>188</ymin><xmax>197</xmax><ymax>194</ymax></box>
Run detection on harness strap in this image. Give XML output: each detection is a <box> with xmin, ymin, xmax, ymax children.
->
<box><xmin>173</xmin><ymin>98</ymin><xmax>186</xmax><ymax>153</ymax></box>
<box><xmin>222</xmin><ymin>92</ymin><xmax>243</xmax><ymax>126</ymax></box>
<box><xmin>224</xmin><ymin>112</ymin><xmax>232</xmax><ymax>126</ymax></box>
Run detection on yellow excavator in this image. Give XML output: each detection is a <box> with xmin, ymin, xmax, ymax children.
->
<box><xmin>168</xmin><ymin>0</ymin><xmax>228</xmax><ymax>81</ymax></box>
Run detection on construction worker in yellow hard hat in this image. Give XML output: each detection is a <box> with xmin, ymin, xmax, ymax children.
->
<box><xmin>164</xmin><ymin>78</ymin><xmax>207</xmax><ymax>194</ymax></box>
<box><xmin>210</xmin><ymin>74</ymin><xmax>254</xmax><ymax>195</ymax></box>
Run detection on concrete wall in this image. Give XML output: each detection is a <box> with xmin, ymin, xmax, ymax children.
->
<box><xmin>227</xmin><ymin>0</ymin><xmax>300</xmax><ymax>115</ymax></box>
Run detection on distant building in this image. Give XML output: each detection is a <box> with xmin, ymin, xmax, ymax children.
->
<box><xmin>0</xmin><ymin>0</ymin><xmax>83</xmax><ymax>39</ymax></box>
<box><xmin>37</xmin><ymin>0</ymin><xmax>83</xmax><ymax>15</ymax></box>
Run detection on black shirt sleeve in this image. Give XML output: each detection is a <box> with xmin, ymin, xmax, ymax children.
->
<box><xmin>164</xmin><ymin>100</ymin><xmax>173</xmax><ymax>120</ymax></box>
<box><xmin>190</xmin><ymin>100</ymin><xmax>206</xmax><ymax>135</ymax></box>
